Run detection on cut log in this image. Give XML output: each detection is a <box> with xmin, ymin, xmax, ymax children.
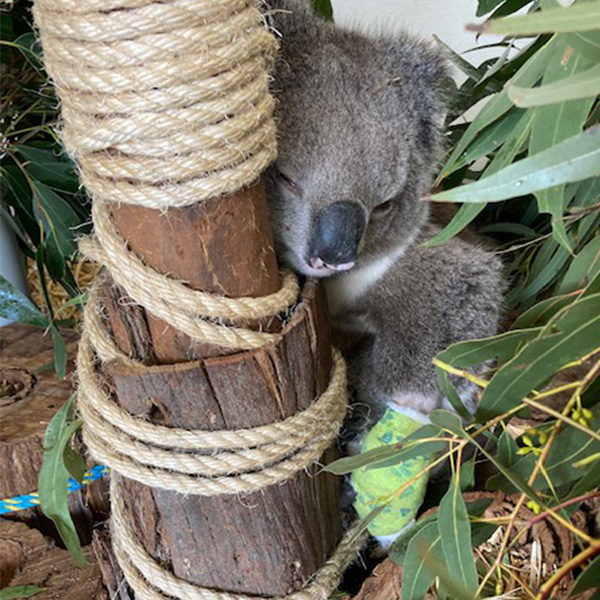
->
<box><xmin>0</xmin><ymin>518</ymin><xmax>107</xmax><ymax>599</ymax></box>
<box><xmin>106</xmin><ymin>181</ymin><xmax>282</xmax><ymax>363</ymax></box>
<box><xmin>100</xmin><ymin>181</ymin><xmax>344</xmax><ymax>596</ymax></box>
<box><xmin>0</xmin><ymin>325</ymin><xmax>108</xmax><ymax>540</ymax></box>
<box><xmin>91</xmin><ymin>525</ymin><xmax>133</xmax><ymax>600</ymax></box>
<box><xmin>0</xmin><ymin>324</ymin><xmax>78</xmax><ymax>499</ymax></box>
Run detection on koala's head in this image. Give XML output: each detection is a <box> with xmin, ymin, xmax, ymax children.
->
<box><xmin>265</xmin><ymin>3</ymin><xmax>450</xmax><ymax>277</ymax></box>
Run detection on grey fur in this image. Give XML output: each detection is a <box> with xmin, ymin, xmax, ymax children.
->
<box><xmin>266</xmin><ymin>2</ymin><xmax>504</xmax><ymax>428</ymax></box>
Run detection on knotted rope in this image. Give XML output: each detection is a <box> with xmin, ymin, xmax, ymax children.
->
<box><xmin>33</xmin><ymin>0</ymin><xmax>366</xmax><ymax>597</ymax></box>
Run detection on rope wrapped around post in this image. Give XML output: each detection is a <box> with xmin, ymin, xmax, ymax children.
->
<box><xmin>32</xmin><ymin>0</ymin><xmax>366</xmax><ymax>597</ymax></box>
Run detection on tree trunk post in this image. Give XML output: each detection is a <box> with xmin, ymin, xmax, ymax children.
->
<box><xmin>32</xmin><ymin>0</ymin><xmax>350</xmax><ymax>596</ymax></box>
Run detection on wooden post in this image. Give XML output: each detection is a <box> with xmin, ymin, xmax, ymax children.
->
<box><xmin>31</xmin><ymin>0</ymin><xmax>346</xmax><ymax>593</ymax></box>
<box><xmin>100</xmin><ymin>179</ymin><xmax>343</xmax><ymax>595</ymax></box>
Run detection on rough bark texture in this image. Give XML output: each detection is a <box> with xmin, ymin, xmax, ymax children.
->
<box><xmin>0</xmin><ymin>325</ymin><xmax>107</xmax><ymax>540</ymax></box>
<box><xmin>100</xmin><ymin>180</ymin><xmax>343</xmax><ymax>596</ymax></box>
<box><xmin>0</xmin><ymin>518</ymin><xmax>107</xmax><ymax>599</ymax></box>
<box><xmin>92</xmin><ymin>525</ymin><xmax>134</xmax><ymax>600</ymax></box>
<box><xmin>107</xmin><ymin>181</ymin><xmax>281</xmax><ymax>363</ymax></box>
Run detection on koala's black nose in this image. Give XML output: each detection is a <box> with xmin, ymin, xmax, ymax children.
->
<box><xmin>308</xmin><ymin>201</ymin><xmax>365</xmax><ymax>271</ymax></box>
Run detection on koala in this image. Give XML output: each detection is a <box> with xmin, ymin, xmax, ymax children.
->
<box><xmin>265</xmin><ymin>1</ymin><xmax>504</xmax><ymax>433</ymax></box>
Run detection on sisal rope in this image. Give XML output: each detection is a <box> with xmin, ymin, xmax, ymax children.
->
<box><xmin>33</xmin><ymin>0</ymin><xmax>365</xmax><ymax>597</ymax></box>
<box><xmin>34</xmin><ymin>0</ymin><xmax>278</xmax><ymax>209</ymax></box>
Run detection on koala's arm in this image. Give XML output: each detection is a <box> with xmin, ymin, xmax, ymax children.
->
<box><xmin>345</xmin><ymin>237</ymin><xmax>505</xmax><ymax>419</ymax></box>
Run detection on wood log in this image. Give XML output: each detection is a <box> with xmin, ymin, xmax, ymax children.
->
<box><xmin>0</xmin><ymin>518</ymin><xmax>107</xmax><ymax>599</ymax></box>
<box><xmin>100</xmin><ymin>180</ymin><xmax>343</xmax><ymax>596</ymax></box>
<box><xmin>0</xmin><ymin>325</ymin><xmax>107</xmax><ymax>540</ymax></box>
<box><xmin>92</xmin><ymin>525</ymin><xmax>134</xmax><ymax>600</ymax></box>
<box><xmin>350</xmin><ymin>559</ymin><xmax>403</xmax><ymax>600</ymax></box>
<box><xmin>106</xmin><ymin>181</ymin><xmax>281</xmax><ymax>363</ymax></box>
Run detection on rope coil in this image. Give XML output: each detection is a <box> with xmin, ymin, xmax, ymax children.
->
<box><xmin>78</xmin><ymin>291</ymin><xmax>349</xmax><ymax>495</ymax></box>
<box><xmin>32</xmin><ymin>0</ymin><xmax>366</xmax><ymax>596</ymax></box>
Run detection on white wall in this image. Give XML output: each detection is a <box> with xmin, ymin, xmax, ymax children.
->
<box><xmin>330</xmin><ymin>0</ymin><xmax>497</xmax><ymax>67</ymax></box>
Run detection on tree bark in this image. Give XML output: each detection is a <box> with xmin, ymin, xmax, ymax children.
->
<box><xmin>0</xmin><ymin>324</ymin><xmax>107</xmax><ymax>541</ymax></box>
<box><xmin>100</xmin><ymin>180</ymin><xmax>343</xmax><ymax>596</ymax></box>
<box><xmin>0</xmin><ymin>519</ymin><xmax>107</xmax><ymax>600</ymax></box>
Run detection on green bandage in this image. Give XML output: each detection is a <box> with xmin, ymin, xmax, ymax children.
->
<box><xmin>351</xmin><ymin>408</ymin><xmax>431</xmax><ymax>537</ymax></box>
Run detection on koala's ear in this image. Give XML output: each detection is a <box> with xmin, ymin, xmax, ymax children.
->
<box><xmin>384</xmin><ymin>36</ymin><xmax>452</xmax><ymax>152</ymax></box>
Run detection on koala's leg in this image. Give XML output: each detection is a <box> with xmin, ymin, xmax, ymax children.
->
<box><xmin>340</xmin><ymin>236</ymin><xmax>505</xmax><ymax>434</ymax></box>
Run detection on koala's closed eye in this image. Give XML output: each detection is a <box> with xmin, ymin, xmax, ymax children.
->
<box><xmin>371</xmin><ymin>198</ymin><xmax>395</xmax><ymax>218</ymax></box>
<box><xmin>275</xmin><ymin>167</ymin><xmax>302</xmax><ymax>196</ymax></box>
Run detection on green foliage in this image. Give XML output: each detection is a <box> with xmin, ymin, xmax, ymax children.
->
<box><xmin>477</xmin><ymin>1</ymin><xmax>600</xmax><ymax>35</ymax></box>
<box><xmin>430</xmin><ymin>126</ymin><xmax>600</xmax><ymax>205</ymax></box>
<box><xmin>2</xmin><ymin>0</ymin><xmax>598</xmax><ymax>593</ymax></box>
<box><xmin>0</xmin><ymin>274</ymin><xmax>49</xmax><ymax>327</ymax></box>
<box><xmin>431</xmin><ymin>3</ymin><xmax>599</xmax><ymax>315</ymax></box>
<box><xmin>312</xmin><ymin>0</ymin><xmax>334</xmax><ymax>20</ymax></box>
<box><xmin>0</xmin><ymin>586</ymin><xmax>45</xmax><ymax>600</ymax></box>
<box><xmin>38</xmin><ymin>396</ymin><xmax>87</xmax><ymax>568</ymax></box>
<box><xmin>570</xmin><ymin>555</ymin><xmax>600</xmax><ymax>595</ymax></box>
<box><xmin>1</xmin><ymin>1</ymin><xmax>89</xmax><ymax>372</ymax></box>
<box><xmin>437</xmin><ymin>482</ymin><xmax>478</xmax><ymax>596</ymax></box>
<box><xmin>328</xmin><ymin>0</ymin><xmax>600</xmax><ymax>597</ymax></box>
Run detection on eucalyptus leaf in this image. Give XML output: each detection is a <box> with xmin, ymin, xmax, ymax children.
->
<box><xmin>477</xmin><ymin>0</ymin><xmax>505</xmax><ymax>17</ymax></box>
<box><xmin>17</xmin><ymin>145</ymin><xmax>80</xmax><ymax>193</ymax></box>
<box><xmin>438</xmin><ymin>40</ymin><xmax>551</xmax><ymax>182</ymax></box>
<box><xmin>479</xmin><ymin>2</ymin><xmax>600</xmax><ymax>35</ymax></box>
<box><xmin>509</xmin><ymin>64</ymin><xmax>600</xmax><ymax>107</ymax></box>
<box><xmin>325</xmin><ymin>444</ymin><xmax>406</xmax><ymax>475</ymax></box>
<box><xmin>326</xmin><ymin>425</ymin><xmax>445</xmax><ymax>474</ymax></box>
<box><xmin>403</xmin><ymin>521</ymin><xmax>476</xmax><ymax>600</ymax></box>
<box><xmin>582</xmin><ymin>271</ymin><xmax>600</xmax><ymax>299</ymax></box>
<box><xmin>312</xmin><ymin>0</ymin><xmax>333</xmax><ymax>20</ymax></box>
<box><xmin>429</xmin><ymin>410</ymin><xmax>466</xmax><ymax>437</ymax></box>
<box><xmin>0</xmin><ymin>586</ymin><xmax>46</xmax><ymax>600</ymax></box>
<box><xmin>438</xmin><ymin>482</ymin><xmax>479</xmax><ymax>597</ymax></box>
<box><xmin>470</xmin><ymin>432</ymin><xmax>545</xmax><ymax>505</ymax></box>
<box><xmin>506</xmin><ymin>237</ymin><xmax>571</xmax><ymax>308</ymax></box>
<box><xmin>569</xmin><ymin>458</ymin><xmax>600</xmax><ymax>499</ymax></box>
<box><xmin>530</xmin><ymin>41</ymin><xmax>594</xmax><ymax>253</ymax></box>
<box><xmin>390</xmin><ymin>497</ymin><xmax>494</xmax><ymax>566</ymax></box>
<box><xmin>423</xmin><ymin>204</ymin><xmax>487</xmax><ymax>247</ymax></box>
<box><xmin>427</xmin><ymin>108</ymin><xmax>534</xmax><ymax>246</ymax></box>
<box><xmin>512</xmin><ymin>293</ymin><xmax>577</xmax><ymax>328</ymax></box>
<box><xmin>564</xmin><ymin>29</ymin><xmax>600</xmax><ymax>62</ymax></box>
<box><xmin>478</xmin><ymin>222</ymin><xmax>537</xmax><ymax>236</ymax></box>
<box><xmin>63</xmin><ymin>444</ymin><xmax>86</xmax><ymax>483</ymax></box>
<box><xmin>436</xmin><ymin>369</ymin><xmax>474</xmax><ymax>423</ymax></box>
<box><xmin>471</xmin><ymin>522</ymin><xmax>499</xmax><ymax>547</ymax></box>
<box><xmin>489</xmin><ymin>0</ymin><xmax>535</xmax><ymax>20</ymax></box>
<box><xmin>570</xmin><ymin>555</ymin><xmax>600</xmax><ymax>597</ymax></box>
<box><xmin>558</xmin><ymin>235</ymin><xmax>600</xmax><ymax>295</ymax></box>
<box><xmin>402</xmin><ymin>522</ymin><xmax>443</xmax><ymax>600</ymax></box>
<box><xmin>488</xmin><ymin>415</ymin><xmax>600</xmax><ymax>492</ymax></box>
<box><xmin>478</xmin><ymin>294</ymin><xmax>600</xmax><ymax>420</ymax></box>
<box><xmin>32</xmin><ymin>180</ymin><xmax>80</xmax><ymax>257</ymax></box>
<box><xmin>38</xmin><ymin>397</ymin><xmax>87</xmax><ymax>568</ymax></box>
<box><xmin>437</xmin><ymin>328</ymin><xmax>542</xmax><ymax>368</ymax></box>
<box><xmin>460</xmin><ymin>455</ymin><xmax>476</xmax><ymax>491</ymax></box>
<box><xmin>441</xmin><ymin>108</ymin><xmax>525</xmax><ymax>179</ymax></box>
<box><xmin>431</xmin><ymin>127</ymin><xmax>600</xmax><ymax>204</ymax></box>
<box><xmin>497</xmin><ymin>428</ymin><xmax>518</xmax><ymax>468</ymax></box>
<box><xmin>0</xmin><ymin>275</ymin><xmax>49</xmax><ymax>327</ymax></box>
<box><xmin>364</xmin><ymin>439</ymin><xmax>447</xmax><ymax>471</ymax></box>
<box><xmin>11</xmin><ymin>33</ymin><xmax>44</xmax><ymax>72</ymax></box>
<box><xmin>390</xmin><ymin>511</ymin><xmax>440</xmax><ymax>566</ymax></box>
<box><xmin>51</xmin><ymin>325</ymin><xmax>68</xmax><ymax>380</ymax></box>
